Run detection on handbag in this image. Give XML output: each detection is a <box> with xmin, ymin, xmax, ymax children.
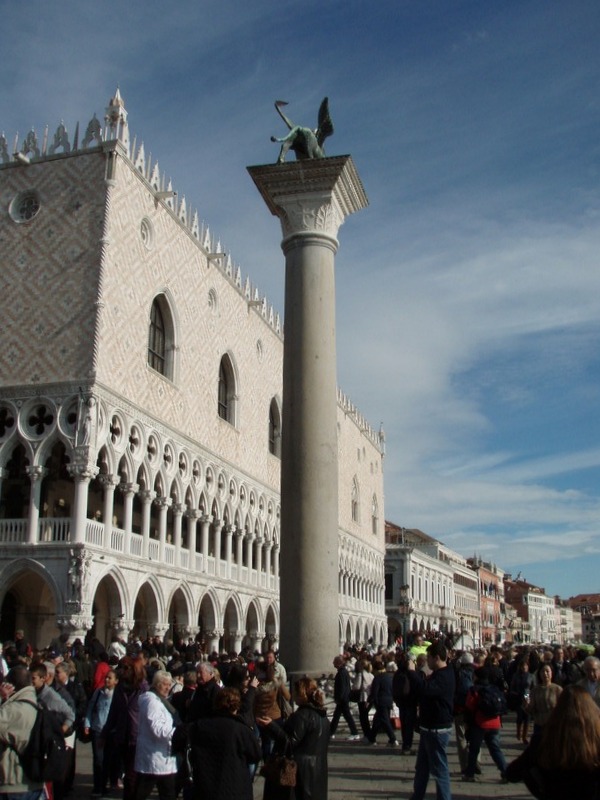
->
<box><xmin>260</xmin><ymin>743</ymin><xmax>297</xmax><ymax>787</ymax></box>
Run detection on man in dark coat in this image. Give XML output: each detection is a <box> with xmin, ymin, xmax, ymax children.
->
<box><xmin>329</xmin><ymin>656</ymin><xmax>359</xmax><ymax>740</ymax></box>
<box><xmin>186</xmin><ymin>662</ymin><xmax>221</xmax><ymax>722</ymax></box>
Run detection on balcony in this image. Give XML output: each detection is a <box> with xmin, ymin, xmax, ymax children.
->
<box><xmin>0</xmin><ymin>517</ymin><xmax>278</xmax><ymax>592</ymax></box>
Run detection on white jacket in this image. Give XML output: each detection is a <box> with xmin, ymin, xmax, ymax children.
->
<box><xmin>134</xmin><ymin>690</ymin><xmax>177</xmax><ymax>775</ymax></box>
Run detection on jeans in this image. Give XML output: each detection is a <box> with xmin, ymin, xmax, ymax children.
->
<box><xmin>465</xmin><ymin>726</ymin><xmax>507</xmax><ymax>777</ymax></box>
<box><xmin>411</xmin><ymin>728</ymin><xmax>452</xmax><ymax>800</ymax></box>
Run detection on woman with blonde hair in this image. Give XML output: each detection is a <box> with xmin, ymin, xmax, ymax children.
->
<box><xmin>506</xmin><ymin>685</ymin><xmax>600</xmax><ymax>798</ymax></box>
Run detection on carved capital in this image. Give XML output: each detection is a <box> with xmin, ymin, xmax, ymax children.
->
<box><xmin>67</xmin><ymin>463</ymin><xmax>99</xmax><ymax>482</ymax></box>
<box><xmin>25</xmin><ymin>465</ymin><xmax>48</xmax><ymax>481</ymax></box>
<box><xmin>98</xmin><ymin>474</ymin><xmax>121</xmax><ymax>490</ymax></box>
<box><xmin>172</xmin><ymin>502</ymin><xmax>186</xmax><ymax>516</ymax></box>
<box><xmin>119</xmin><ymin>482</ymin><xmax>139</xmax><ymax>498</ymax></box>
<box><xmin>139</xmin><ymin>489</ymin><xmax>156</xmax><ymax>505</ymax></box>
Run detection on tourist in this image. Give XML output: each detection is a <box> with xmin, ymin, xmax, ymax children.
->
<box><xmin>508</xmin><ymin>656</ymin><xmax>534</xmax><ymax>744</ymax></box>
<box><xmin>407</xmin><ymin>641</ymin><xmax>455</xmax><ymax>800</ymax></box>
<box><xmin>84</xmin><ymin>668</ymin><xmax>118</xmax><ymax>798</ymax></box>
<box><xmin>525</xmin><ymin>663</ymin><xmax>562</xmax><ymax>746</ymax></box>
<box><xmin>134</xmin><ymin>670</ymin><xmax>178</xmax><ymax>800</ymax></box>
<box><xmin>506</xmin><ymin>685</ymin><xmax>600</xmax><ymax>798</ymax></box>
<box><xmin>462</xmin><ymin>666</ymin><xmax>508</xmax><ymax>783</ymax></box>
<box><xmin>578</xmin><ymin>656</ymin><xmax>600</xmax><ymax>708</ymax></box>
<box><xmin>329</xmin><ymin>656</ymin><xmax>360</xmax><ymax>740</ymax></box>
<box><xmin>257</xmin><ymin>676</ymin><xmax>329</xmax><ymax>800</ymax></box>
<box><xmin>188</xmin><ymin>687</ymin><xmax>261</xmax><ymax>800</ymax></box>
<box><xmin>352</xmin><ymin>658</ymin><xmax>374</xmax><ymax>741</ymax></box>
<box><xmin>369</xmin><ymin>659</ymin><xmax>398</xmax><ymax>746</ymax></box>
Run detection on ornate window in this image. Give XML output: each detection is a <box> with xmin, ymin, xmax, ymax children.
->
<box><xmin>148</xmin><ymin>294</ymin><xmax>177</xmax><ymax>380</ymax></box>
<box><xmin>268</xmin><ymin>398</ymin><xmax>281</xmax><ymax>457</ymax></box>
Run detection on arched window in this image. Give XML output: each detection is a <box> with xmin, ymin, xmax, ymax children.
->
<box><xmin>351</xmin><ymin>477</ymin><xmax>360</xmax><ymax>522</ymax></box>
<box><xmin>218</xmin><ymin>354</ymin><xmax>237</xmax><ymax>425</ymax></box>
<box><xmin>371</xmin><ymin>494</ymin><xmax>378</xmax><ymax>535</ymax></box>
<box><xmin>268</xmin><ymin>398</ymin><xmax>281</xmax><ymax>457</ymax></box>
<box><xmin>148</xmin><ymin>294</ymin><xmax>177</xmax><ymax>380</ymax></box>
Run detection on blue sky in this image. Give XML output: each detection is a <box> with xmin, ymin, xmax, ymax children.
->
<box><xmin>2</xmin><ymin>1</ymin><xmax>599</xmax><ymax>598</ymax></box>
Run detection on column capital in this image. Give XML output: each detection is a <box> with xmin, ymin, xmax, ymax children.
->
<box><xmin>139</xmin><ymin>489</ymin><xmax>156</xmax><ymax>505</ymax></box>
<box><xmin>247</xmin><ymin>156</ymin><xmax>368</xmax><ymax>242</ymax></box>
<box><xmin>119</xmin><ymin>482</ymin><xmax>139</xmax><ymax>497</ymax></box>
<box><xmin>154</xmin><ymin>495</ymin><xmax>172</xmax><ymax>511</ymax></box>
<box><xmin>67</xmin><ymin>463</ymin><xmax>99</xmax><ymax>482</ymax></box>
<box><xmin>98</xmin><ymin>473</ymin><xmax>121</xmax><ymax>490</ymax></box>
<box><xmin>185</xmin><ymin>508</ymin><xmax>202</xmax><ymax>521</ymax></box>
<box><xmin>200</xmin><ymin>514</ymin><xmax>213</xmax><ymax>525</ymax></box>
<box><xmin>172</xmin><ymin>502</ymin><xmax>186</xmax><ymax>516</ymax></box>
<box><xmin>25</xmin><ymin>465</ymin><xmax>48</xmax><ymax>481</ymax></box>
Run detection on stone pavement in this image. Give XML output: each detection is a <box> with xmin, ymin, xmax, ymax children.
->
<box><xmin>72</xmin><ymin>711</ymin><xmax>533</xmax><ymax>799</ymax></box>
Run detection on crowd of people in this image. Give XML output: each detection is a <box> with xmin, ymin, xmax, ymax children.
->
<box><xmin>0</xmin><ymin>628</ymin><xmax>599</xmax><ymax>800</ymax></box>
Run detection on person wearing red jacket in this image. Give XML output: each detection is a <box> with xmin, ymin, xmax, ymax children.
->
<box><xmin>463</xmin><ymin>666</ymin><xmax>508</xmax><ymax>783</ymax></box>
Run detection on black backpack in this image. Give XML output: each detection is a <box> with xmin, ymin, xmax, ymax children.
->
<box><xmin>454</xmin><ymin>667</ymin><xmax>474</xmax><ymax>710</ymax></box>
<box><xmin>476</xmin><ymin>684</ymin><xmax>508</xmax><ymax>719</ymax></box>
<box><xmin>16</xmin><ymin>699</ymin><xmax>68</xmax><ymax>783</ymax></box>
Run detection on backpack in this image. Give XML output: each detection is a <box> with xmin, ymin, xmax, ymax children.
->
<box><xmin>476</xmin><ymin>684</ymin><xmax>508</xmax><ymax>719</ymax></box>
<box><xmin>16</xmin><ymin>699</ymin><xmax>68</xmax><ymax>783</ymax></box>
<box><xmin>454</xmin><ymin>667</ymin><xmax>474</xmax><ymax>710</ymax></box>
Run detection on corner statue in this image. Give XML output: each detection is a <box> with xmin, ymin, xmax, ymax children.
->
<box><xmin>271</xmin><ymin>97</ymin><xmax>334</xmax><ymax>164</ymax></box>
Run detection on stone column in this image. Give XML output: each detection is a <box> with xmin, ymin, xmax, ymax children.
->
<box><xmin>120</xmin><ymin>482</ymin><xmax>138</xmax><ymax>553</ymax></box>
<box><xmin>186</xmin><ymin>510</ymin><xmax>201</xmax><ymax>571</ymax></box>
<box><xmin>155</xmin><ymin>496</ymin><xmax>172</xmax><ymax>562</ymax></box>
<box><xmin>200</xmin><ymin>515</ymin><xmax>212</xmax><ymax>573</ymax></box>
<box><xmin>25</xmin><ymin>465</ymin><xmax>47</xmax><ymax>544</ymax></box>
<box><xmin>234</xmin><ymin>529</ymin><xmax>245</xmax><ymax>570</ymax></box>
<box><xmin>206</xmin><ymin>629</ymin><xmax>223</xmax><ymax>655</ymax></box>
<box><xmin>248</xmin><ymin>156</ymin><xmax>367</xmax><ymax>675</ymax></box>
<box><xmin>139</xmin><ymin>490</ymin><xmax>156</xmax><ymax>558</ymax></box>
<box><xmin>98</xmin><ymin>475</ymin><xmax>120</xmax><ymax>549</ymax></box>
<box><xmin>224</xmin><ymin>524</ymin><xmax>234</xmax><ymax>577</ymax></box>
<box><xmin>245</xmin><ymin>532</ymin><xmax>254</xmax><ymax>576</ymax></box>
<box><xmin>68</xmin><ymin>464</ymin><xmax>99</xmax><ymax>544</ymax></box>
<box><xmin>213</xmin><ymin>519</ymin><xmax>223</xmax><ymax>577</ymax></box>
<box><xmin>172</xmin><ymin>502</ymin><xmax>185</xmax><ymax>567</ymax></box>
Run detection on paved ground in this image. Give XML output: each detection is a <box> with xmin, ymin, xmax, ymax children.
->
<box><xmin>73</xmin><ymin>712</ymin><xmax>533</xmax><ymax>799</ymax></box>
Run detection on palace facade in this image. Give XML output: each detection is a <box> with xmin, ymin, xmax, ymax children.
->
<box><xmin>0</xmin><ymin>91</ymin><xmax>386</xmax><ymax>652</ymax></box>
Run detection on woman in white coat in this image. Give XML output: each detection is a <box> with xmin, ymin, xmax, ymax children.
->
<box><xmin>134</xmin><ymin>670</ymin><xmax>179</xmax><ymax>800</ymax></box>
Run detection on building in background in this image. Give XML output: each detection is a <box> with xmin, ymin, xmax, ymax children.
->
<box><xmin>0</xmin><ymin>91</ymin><xmax>386</xmax><ymax>651</ymax></box>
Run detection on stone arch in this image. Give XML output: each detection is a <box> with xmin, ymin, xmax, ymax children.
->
<box><xmin>198</xmin><ymin>590</ymin><xmax>220</xmax><ymax>643</ymax></box>
<box><xmin>166</xmin><ymin>584</ymin><xmax>192</xmax><ymax>642</ymax></box>
<box><xmin>0</xmin><ymin>442</ymin><xmax>30</xmax><ymax>519</ymax></box>
<box><xmin>132</xmin><ymin>578</ymin><xmax>163</xmax><ymax>639</ymax></box>
<box><xmin>242</xmin><ymin>599</ymin><xmax>262</xmax><ymax>651</ymax></box>
<box><xmin>222</xmin><ymin>595</ymin><xmax>242</xmax><ymax>653</ymax></box>
<box><xmin>264</xmin><ymin>604</ymin><xmax>278</xmax><ymax>651</ymax></box>
<box><xmin>40</xmin><ymin>440</ymin><xmax>73</xmax><ymax>523</ymax></box>
<box><xmin>90</xmin><ymin>569</ymin><xmax>128</xmax><ymax>647</ymax></box>
<box><xmin>0</xmin><ymin>558</ymin><xmax>62</xmax><ymax>648</ymax></box>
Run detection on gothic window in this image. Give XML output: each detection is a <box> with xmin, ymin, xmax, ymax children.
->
<box><xmin>268</xmin><ymin>398</ymin><xmax>281</xmax><ymax>457</ymax></box>
<box><xmin>371</xmin><ymin>494</ymin><xmax>378</xmax><ymax>535</ymax></box>
<box><xmin>148</xmin><ymin>294</ymin><xmax>177</xmax><ymax>380</ymax></box>
<box><xmin>218</xmin><ymin>354</ymin><xmax>237</xmax><ymax>425</ymax></box>
<box><xmin>351</xmin><ymin>477</ymin><xmax>360</xmax><ymax>522</ymax></box>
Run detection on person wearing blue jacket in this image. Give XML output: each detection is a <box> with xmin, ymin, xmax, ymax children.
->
<box><xmin>83</xmin><ymin>669</ymin><xmax>118</xmax><ymax>798</ymax></box>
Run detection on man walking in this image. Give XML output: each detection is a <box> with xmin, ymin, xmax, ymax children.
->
<box><xmin>408</xmin><ymin>641</ymin><xmax>455</xmax><ymax>800</ymax></box>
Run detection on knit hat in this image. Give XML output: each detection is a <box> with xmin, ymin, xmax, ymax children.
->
<box><xmin>459</xmin><ymin>652</ymin><xmax>474</xmax><ymax>665</ymax></box>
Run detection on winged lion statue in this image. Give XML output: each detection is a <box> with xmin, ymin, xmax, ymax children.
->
<box><xmin>270</xmin><ymin>97</ymin><xmax>334</xmax><ymax>164</ymax></box>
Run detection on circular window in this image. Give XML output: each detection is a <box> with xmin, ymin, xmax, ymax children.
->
<box><xmin>140</xmin><ymin>217</ymin><xmax>154</xmax><ymax>250</ymax></box>
<box><xmin>9</xmin><ymin>190</ymin><xmax>41</xmax><ymax>223</ymax></box>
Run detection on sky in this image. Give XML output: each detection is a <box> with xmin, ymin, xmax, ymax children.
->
<box><xmin>1</xmin><ymin>0</ymin><xmax>599</xmax><ymax>599</ymax></box>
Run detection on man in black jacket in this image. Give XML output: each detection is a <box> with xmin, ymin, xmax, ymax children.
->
<box><xmin>408</xmin><ymin>641</ymin><xmax>455</xmax><ymax>800</ymax></box>
<box><xmin>329</xmin><ymin>656</ymin><xmax>359</xmax><ymax>740</ymax></box>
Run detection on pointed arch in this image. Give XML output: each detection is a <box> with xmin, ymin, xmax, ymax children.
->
<box><xmin>148</xmin><ymin>292</ymin><xmax>178</xmax><ymax>381</ymax></box>
<box><xmin>217</xmin><ymin>352</ymin><xmax>238</xmax><ymax>426</ymax></box>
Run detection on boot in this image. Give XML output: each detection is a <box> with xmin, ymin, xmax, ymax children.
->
<box><xmin>522</xmin><ymin>723</ymin><xmax>529</xmax><ymax>744</ymax></box>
